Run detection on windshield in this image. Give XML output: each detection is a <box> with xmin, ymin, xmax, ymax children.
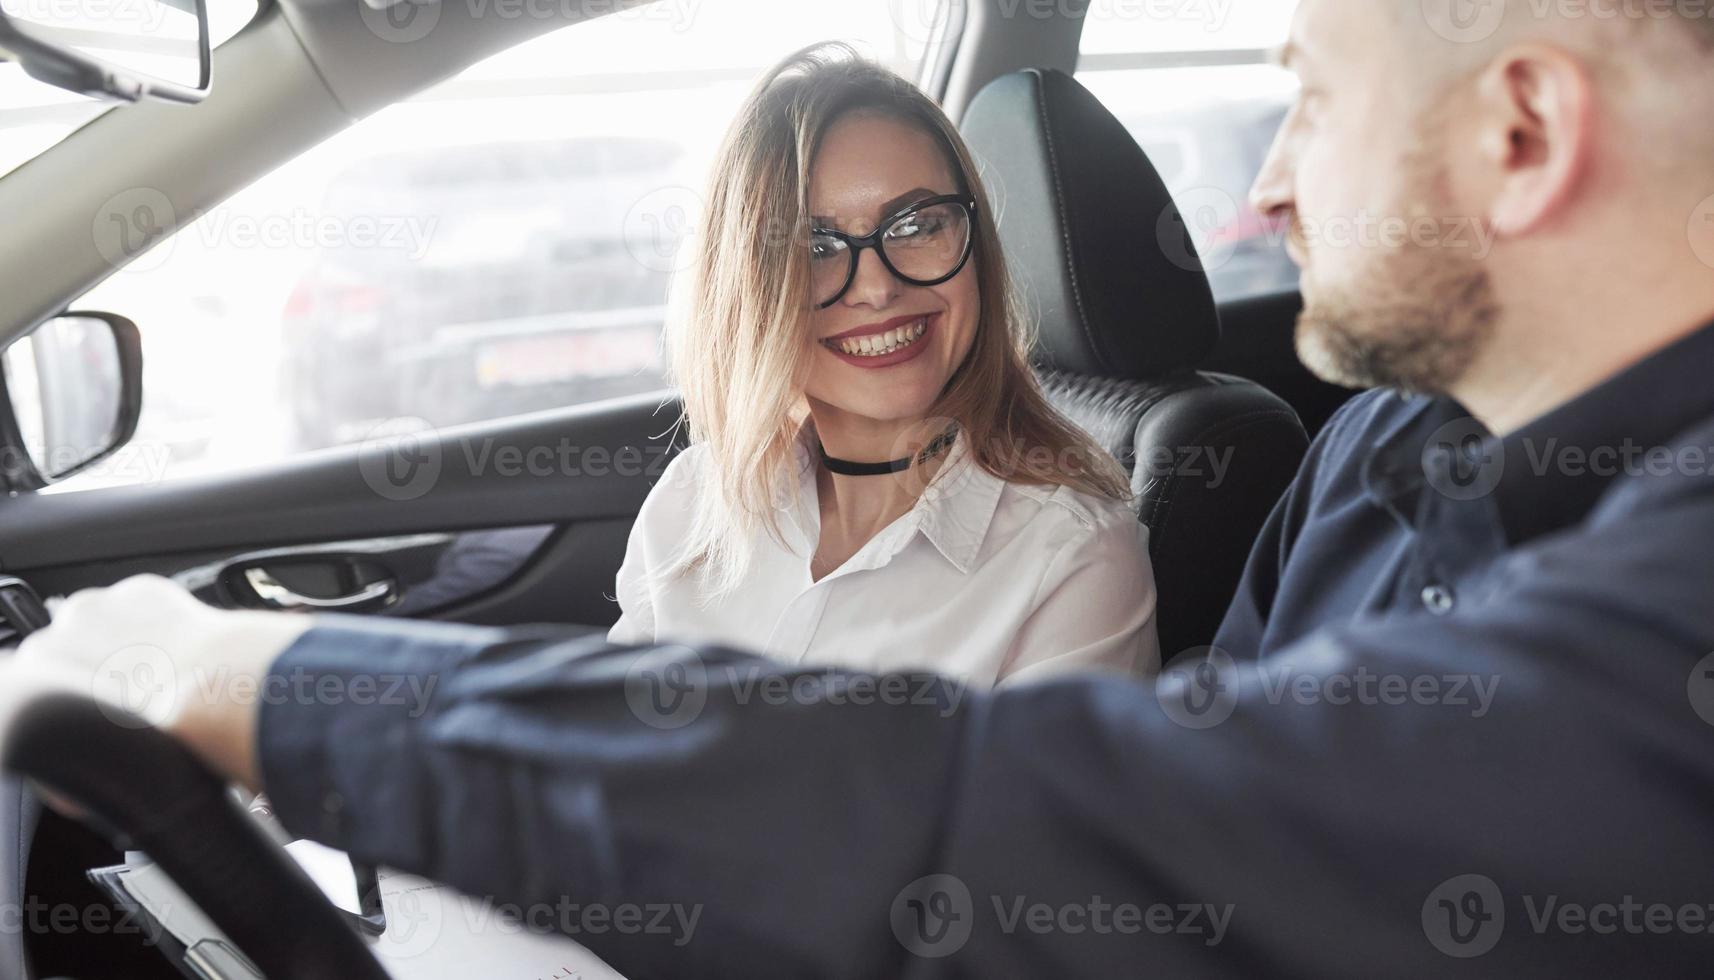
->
<box><xmin>0</xmin><ymin>65</ymin><xmax>112</xmax><ymax>179</ymax></box>
<box><xmin>0</xmin><ymin>0</ymin><xmax>260</xmax><ymax>179</ymax></box>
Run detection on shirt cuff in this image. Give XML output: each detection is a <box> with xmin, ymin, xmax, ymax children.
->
<box><xmin>255</xmin><ymin>613</ymin><xmax>508</xmax><ymax>865</ymax></box>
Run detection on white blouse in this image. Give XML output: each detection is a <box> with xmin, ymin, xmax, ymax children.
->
<box><xmin>607</xmin><ymin>424</ymin><xmax>1159</xmax><ymax>687</ymax></box>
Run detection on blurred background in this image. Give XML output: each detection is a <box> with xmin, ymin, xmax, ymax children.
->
<box><xmin>0</xmin><ymin>0</ymin><xmax>1299</xmax><ymax>490</ymax></box>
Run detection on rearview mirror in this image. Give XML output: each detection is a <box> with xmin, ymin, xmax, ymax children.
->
<box><xmin>0</xmin><ymin>0</ymin><xmax>210</xmax><ymax>103</ymax></box>
<box><xmin>0</xmin><ymin>312</ymin><xmax>144</xmax><ymax>489</ymax></box>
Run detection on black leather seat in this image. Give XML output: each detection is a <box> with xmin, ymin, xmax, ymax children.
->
<box><xmin>961</xmin><ymin>68</ymin><xmax>1309</xmax><ymax>659</ymax></box>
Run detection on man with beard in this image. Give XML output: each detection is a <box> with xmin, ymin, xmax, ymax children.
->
<box><xmin>10</xmin><ymin>0</ymin><xmax>1714</xmax><ymax>976</ymax></box>
<box><xmin>1216</xmin><ymin>0</ymin><xmax>1714</xmax><ymax>662</ymax></box>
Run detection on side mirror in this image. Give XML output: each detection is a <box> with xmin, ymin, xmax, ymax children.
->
<box><xmin>0</xmin><ymin>0</ymin><xmax>210</xmax><ymax>104</ymax></box>
<box><xmin>0</xmin><ymin>312</ymin><xmax>144</xmax><ymax>490</ymax></box>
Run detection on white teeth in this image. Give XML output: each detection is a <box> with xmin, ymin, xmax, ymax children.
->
<box><xmin>833</xmin><ymin>317</ymin><xmax>931</xmax><ymax>357</ymax></box>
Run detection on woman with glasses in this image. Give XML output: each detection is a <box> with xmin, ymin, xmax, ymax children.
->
<box><xmin>610</xmin><ymin>43</ymin><xmax>1158</xmax><ymax>686</ymax></box>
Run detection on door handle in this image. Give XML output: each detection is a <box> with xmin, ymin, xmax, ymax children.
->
<box><xmin>241</xmin><ymin>567</ymin><xmax>396</xmax><ymax>612</ymax></box>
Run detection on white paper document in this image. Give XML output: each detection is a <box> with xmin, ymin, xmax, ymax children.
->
<box><xmin>101</xmin><ymin>848</ymin><xmax>628</xmax><ymax>980</ymax></box>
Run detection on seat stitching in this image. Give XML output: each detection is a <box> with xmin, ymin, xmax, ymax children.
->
<box><xmin>1030</xmin><ymin>72</ymin><xmax>1106</xmax><ymax>374</ymax></box>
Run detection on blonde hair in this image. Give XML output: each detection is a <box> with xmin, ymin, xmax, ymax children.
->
<box><xmin>664</xmin><ymin>42</ymin><xmax>1131</xmax><ymax>600</ymax></box>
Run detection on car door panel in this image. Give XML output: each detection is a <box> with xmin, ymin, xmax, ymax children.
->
<box><xmin>0</xmin><ymin>390</ymin><xmax>685</xmax><ymax>630</ymax></box>
<box><xmin>0</xmin><ymin>392</ymin><xmax>680</xmax><ymax>980</ymax></box>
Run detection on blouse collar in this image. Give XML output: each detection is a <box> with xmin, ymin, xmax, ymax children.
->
<box><xmin>781</xmin><ymin>417</ymin><xmax>1007</xmax><ymax>575</ymax></box>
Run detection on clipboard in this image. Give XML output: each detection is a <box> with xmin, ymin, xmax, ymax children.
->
<box><xmin>88</xmin><ymin>846</ymin><xmax>627</xmax><ymax>980</ymax></box>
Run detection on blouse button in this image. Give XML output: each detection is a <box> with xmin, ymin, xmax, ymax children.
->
<box><xmin>1421</xmin><ymin>584</ymin><xmax>1456</xmax><ymax>616</ymax></box>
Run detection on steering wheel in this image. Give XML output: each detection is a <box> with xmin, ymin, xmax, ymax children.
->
<box><xmin>1</xmin><ymin>687</ymin><xmax>391</xmax><ymax>979</ymax></box>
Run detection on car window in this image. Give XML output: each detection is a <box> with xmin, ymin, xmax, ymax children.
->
<box><xmin>1076</xmin><ymin>0</ymin><xmax>1300</xmax><ymax>302</ymax></box>
<box><xmin>57</xmin><ymin>1</ymin><xmax>951</xmax><ymax>491</ymax></box>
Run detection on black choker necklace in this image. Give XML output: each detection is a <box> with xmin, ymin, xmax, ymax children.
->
<box><xmin>819</xmin><ymin>426</ymin><xmax>958</xmax><ymax>477</ymax></box>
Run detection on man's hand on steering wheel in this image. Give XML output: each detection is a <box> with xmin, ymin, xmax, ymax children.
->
<box><xmin>8</xmin><ymin>573</ymin><xmax>313</xmax><ymax>792</ymax></box>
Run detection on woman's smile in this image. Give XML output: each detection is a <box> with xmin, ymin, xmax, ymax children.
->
<box><xmin>819</xmin><ymin>311</ymin><xmax>939</xmax><ymax>369</ymax></box>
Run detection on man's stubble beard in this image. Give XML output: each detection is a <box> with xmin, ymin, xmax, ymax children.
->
<box><xmin>1293</xmin><ymin>141</ymin><xmax>1501</xmax><ymax>396</ymax></box>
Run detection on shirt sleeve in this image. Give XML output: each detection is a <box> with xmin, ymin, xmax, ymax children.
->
<box><xmin>257</xmin><ymin>485</ymin><xmax>1714</xmax><ymax>978</ymax></box>
<box><xmin>995</xmin><ymin>505</ymin><xmax>1159</xmax><ymax>685</ymax></box>
<box><xmin>605</xmin><ymin>516</ymin><xmax>655</xmax><ymax>646</ymax></box>
<box><xmin>606</xmin><ymin>444</ymin><xmax>710</xmax><ymax>645</ymax></box>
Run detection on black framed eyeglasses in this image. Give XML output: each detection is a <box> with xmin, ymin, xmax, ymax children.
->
<box><xmin>810</xmin><ymin>194</ymin><xmax>978</xmax><ymax>309</ymax></box>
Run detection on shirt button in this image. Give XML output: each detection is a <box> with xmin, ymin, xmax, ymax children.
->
<box><xmin>1421</xmin><ymin>584</ymin><xmax>1456</xmax><ymax>616</ymax></box>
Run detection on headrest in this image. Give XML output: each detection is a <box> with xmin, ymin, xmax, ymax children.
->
<box><xmin>961</xmin><ymin>68</ymin><xmax>1221</xmax><ymax>378</ymax></box>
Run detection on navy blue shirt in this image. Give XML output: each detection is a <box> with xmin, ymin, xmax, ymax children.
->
<box><xmin>1218</xmin><ymin>318</ymin><xmax>1714</xmax><ymax>660</ymax></box>
<box><xmin>260</xmin><ymin>322</ymin><xmax>1714</xmax><ymax>977</ymax></box>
